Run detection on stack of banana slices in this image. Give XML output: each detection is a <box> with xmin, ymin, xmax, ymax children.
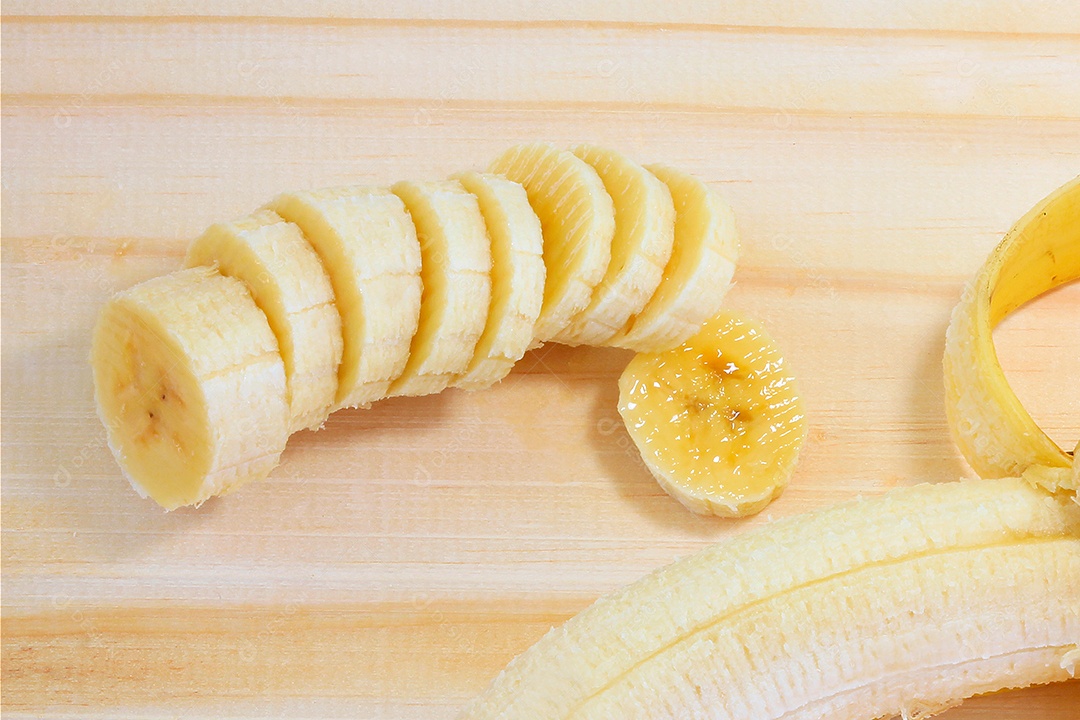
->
<box><xmin>91</xmin><ymin>144</ymin><xmax>739</xmax><ymax>510</ymax></box>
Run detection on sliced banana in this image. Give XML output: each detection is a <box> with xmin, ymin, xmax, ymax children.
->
<box><xmin>607</xmin><ymin>165</ymin><xmax>739</xmax><ymax>352</ymax></box>
<box><xmin>269</xmin><ymin>187</ymin><xmax>422</xmax><ymax>409</ymax></box>
<box><xmin>489</xmin><ymin>143</ymin><xmax>615</xmax><ymax>342</ymax></box>
<box><xmin>186</xmin><ymin>209</ymin><xmax>342</xmax><ymax>432</ymax></box>
<box><xmin>555</xmin><ymin>145</ymin><xmax>675</xmax><ymax>346</ymax></box>
<box><xmin>388</xmin><ymin>179</ymin><xmax>492</xmax><ymax>397</ymax></box>
<box><xmin>91</xmin><ymin>267</ymin><xmax>289</xmax><ymax>510</ymax></box>
<box><xmin>452</xmin><ymin>171</ymin><xmax>545</xmax><ymax>390</ymax></box>
<box><xmin>944</xmin><ymin>174</ymin><xmax>1079</xmax><ymax>484</ymax></box>
<box><xmin>618</xmin><ymin>310</ymin><xmax>806</xmax><ymax>516</ymax></box>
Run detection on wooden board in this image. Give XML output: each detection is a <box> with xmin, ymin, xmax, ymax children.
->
<box><xmin>2</xmin><ymin>3</ymin><xmax>1078</xmax><ymax>717</ymax></box>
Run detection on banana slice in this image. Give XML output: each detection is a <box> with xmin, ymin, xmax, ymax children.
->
<box><xmin>185</xmin><ymin>209</ymin><xmax>342</xmax><ymax>432</ymax></box>
<box><xmin>489</xmin><ymin>143</ymin><xmax>615</xmax><ymax>342</ymax></box>
<box><xmin>607</xmin><ymin>165</ymin><xmax>739</xmax><ymax>352</ymax></box>
<box><xmin>618</xmin><ymin>310</ymin><xmax>806</xmax><ymax>516</ymax></box>
<box><xmin>460</xmin><ymin>478</ymin><xmax>1080</xmax><ymax>719</ymax></box>
<box><xmin>269</xmin><ymin>187</ymin><xmax>422</xmax><ymax>409</ymax></box>
<box><xmin>388</xmin><ymin>179</ymin><xmax>492</xmax><ymax>397</ymax></box>
<box><xmin>452</xmin><ymin>171</ymin><xmax>545</xmax><ymax>390</ymax></box>
<box><xmin>555</xmin><ymin>145</ymin><xmax>675</xmax><ymax>346</ymax></box>
<box><xmin>91</xmin><ymin>267</ymin><xmax>289</xmax><ymax>510</ymax></box>
<box><xmin>944</xmin><ymin>174</ymin><xmax>1079</xmax><ymax>483</ymax></box>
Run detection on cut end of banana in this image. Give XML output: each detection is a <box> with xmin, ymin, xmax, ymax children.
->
<box><xmin>269</xmin><ymin>186</ymin><xmax>422</xmax><ymax>409</ymax></box>
<box><xmin>618</xmin><ymin>310</ymin><xmax>806</xmax><ymax>517</ymax></box>
<box><xmin>489</xmin><ymin>143</ymin><xmax>615</xmax><ymax>342</ymax></box>
<box><xmin>607</xmin><ymin>164</ymin><xmax>739</xmax><ymax>353</ymax></box>
<box><xmin>387</xmin><ymin>179</ymin><xmax>492</xmax><ymax>397</ymax></box>
<box><xmin>186</xmin><ymin>209</ymin><xmax>343</xmax><ymax>433</ymax></box>
<box><xmin>943</xmin><ymin>174</ymin><xmax>1079</xmax><ymax>487</ymax></box>
<box><xmin>554</xmin><ymin>145</ymin><xmax>675</xmax><ymax>346</ymax></box>
<box><xmin>91</xmin><ymin>267</ymin><xmax>289</xmax><ymax>510</ymax></box>
<box><xmin>451</xmin><ymin>171</ymin><xmax>545</xmax><ymax>390</ymax></box>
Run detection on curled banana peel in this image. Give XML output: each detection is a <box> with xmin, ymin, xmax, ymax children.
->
<box><xmin>459</xmin><ymin>479</ymin><xmax>1080</xmax><ymax>719</ymax></box>
<box><xmin>943</xmin><ymin>174</ymin><xmax>1079</xmax><ymax>491</ymax></box>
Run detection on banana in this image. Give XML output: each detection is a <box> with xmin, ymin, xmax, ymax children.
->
<box><xmin>388</xmin><ymin>179</ymin><xmax>492</xmax><ymax>397</ymax></box>
<box><xmin>185</xmin><ymin>209</ymin><xmax>342</xmax><ymax>432</ymax></box>
<box><xmin>943</xmin><ymin>174</ymin><xmax>1079</xmax><ymax>484</ymax></box>
<box><xmin>458</xmin><ymin>478</ymin><xmax>1080</xmax><ymax>719</ymax></box>
<box><xmin>269</xmin><ymin>187</ymin><xmax>422</xmax><ymax>409</ymax></box>
<box><xmin>555</xmin><ymin>145</ymin><xmax>676</xmax><ymax>346</ymax></box>
<box><xmin>607</xmin><ymin>165</ymin><xmax>739</xmax><ymax>353</ymax></box>
<box><xmin>452</xmin><ymin>171</ymin><xmax>545</xmax><ymax>390</ymax></box>
<box><xmin>489</xmin><ymin>143</ymin><xmax>616</xmax><ymax>342</ymax></box>
<box><xmin>91</xmin><ymin>267</ymin><xmax>289</xmax><ymax>510</ymax></box>
<box><xmin>618</xmin><ymin>310</ymin><xmax>806</xmax><ymax>517</ymax></box>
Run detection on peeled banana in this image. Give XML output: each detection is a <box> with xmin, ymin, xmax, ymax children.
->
<box><xmin>270</xmin><ymin>186</ymin><xmax>423</xmax><ymax>409</ymax></box>
<box><xmin>451</xmin><ymin>171</ymin><xmax>545</xmax><ymax>390</ymax></box>
<box><xmin>91</xmin><ymin>267</ymin><xmax>289</xmax><ymax>510</ymax></box>
<box><xmin>618</xmin><ymin>310</ymin><xmax>806</xmax><ymax>517</ymax></box>
<box><xmin>607</xmin><ymin>164</ymin><xmax>739</xmax><ymax>353</ymax></box>
<box><xmin>458</xmin><ymin>478</ymin><xmax>1080</xmax><ymax>719</ymax></box>
<box><xmin>388</xmin><ymin>179</ymin><xmax>492</xmax><ymax>397</ymax></box>
<box><xmin>556</xmin><ymin>145</ymin><xmax>675</xmax><ymax>346</ymax></box>
<box><xmin>943</xmin><ymin>174</ymin><xmax>1079</xmax><ymax>488</ymax></box>
<box><xmin>489</xmin><ymin>143</ymin><xmax>616</xmax><ymax>342</ymax></box>
<box><xmin>185</xmin><ymin>209</ymin><xmax>342</xmax><ymax>432</ymax></box>
<box><xmin>94</xmin><ymin>145</ymin><xmax>737</xmax><ymax>508</ymax></box>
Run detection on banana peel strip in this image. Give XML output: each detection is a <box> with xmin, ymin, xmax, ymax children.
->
<box><xmin>944</xmin><ymin>175</ymin><xmax>1080</xmax><ymax>488</ymax></box>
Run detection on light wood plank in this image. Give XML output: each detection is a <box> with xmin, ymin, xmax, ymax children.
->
<box><xmin>3</xmin><ymin>19</ymin><xmax>1080</xmax><ymax>119</ymax></box>
<box><xmin>4</xmin><ymin>0</ymin><xmax>1080</xmax><ymax>35</ymax></box>
<box><xmin>2</xmin><ymin>6</ymin><xmax>1078</xmax><ymax>719</ymax></box>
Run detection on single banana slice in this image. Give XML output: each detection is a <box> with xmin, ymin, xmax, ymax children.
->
<box><xmin>944</xmin><ymin>174</ymin><xmax>1079</xmax><ymax>483</ymax></box>
<box><xmin>459</xmin><ymin>478</ymin><xmax>1080</xmax><ymax>719</ymax></box>
<box><xmin>185</xmin><ymin>209</ymin><xmax>342</xmax><ymax>432</ymax></box>
<box><xmin>489</xmin><ymin>143</ymin><xmax>615</xmax><ymax>342</ymax></box>
<box><xmin>269</xmin><ymin>187</ymin><xmax>422</xmax><ymax>409</ymax></box>
<box><xmin>555</xmin><ymin>145</ymin><xmax>675</xmax><ymax>346</ymax></box>
<box><xmin>618</xmin><ymin>310</ymin><xmax>806</xmax><ymax>516</ymax></box>
<box><xmin>452</xmin><ymin>171</ymin><xmax>545</xmax><ymax>390</ymax></box>
<box><xmin>388</xmin><ymin>179</ymin><xmax>492</xmax><ymax>397</ymax></box>
<box><xmin>91</xmin><ymin>267</ymin><xmax>289</xmax><ymax>510</ymax></box>
<box><xmin>607</xmin><ymin>165</ymin><xmax>739</xmax><ymax>352</ymax></box>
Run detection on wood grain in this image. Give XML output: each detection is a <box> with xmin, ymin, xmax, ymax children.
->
<box><xmin>2</xmin><ymin>4</ymin><xmax>1078</xmax><ymax>718</ymax></box>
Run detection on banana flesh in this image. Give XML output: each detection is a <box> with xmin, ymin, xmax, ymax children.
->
<box><xmin>452</xmin><ymin>171</ymin><xmax>545</xmax><ymax>390</ymax></box>
<box><xmin>388</xmin><ymin>179</ymin><xmax>492</xmax><ymax>397</ymax></box>
<box><xmin>95</xmin><ymin>147</ymin><xmax>741</xmax><ymax>507</ymax></box>
<box><xmin>607</xmin><ymin>164</ymin><xmax>739</xmax><ymax>353</ymax></box>
<box><xmin>489</xmin><ymin>143</ymin><xmax>616</xmax><ymax>342</ymax></box>
<box><xmin>185</xmin><ymin>209</ymin><xmax>342</xmax><ymax>432</ymax></box>
<box><xmin>556</xmin><ymin>145</ymin><xmax>675</xmax><ymax>346</ymax></box>
<box><xmin>270</xmin><ymin>186</ymin><xmax>423</xmax><ymax>409</ymax></box>
<box><xmin>91</xmin><ymin>267</ymin><xmax>289</xmax><ymax>510</ymax></box>
<box><xmin>618</xmin><ymin>310</ymin><xmax>806</xmax><ymax>516</ymax></box>
<box><xmin>458</xmin><ymin>478</ymin><xmax>1080</xmax><ymax>719</ymax></box>
<box><xmin>943</xmin><ymin>175</ymin><xmax>1079</xmax><ymax>484</ymax></box>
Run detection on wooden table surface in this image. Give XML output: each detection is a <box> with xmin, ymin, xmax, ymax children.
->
<box><xmin>2</xmin><ymin>2</ymin><xmax>1079</xmax><ymax>718</ymax></box>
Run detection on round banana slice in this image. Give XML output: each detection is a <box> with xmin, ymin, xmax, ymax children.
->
<box><xmin>452</xmin><ymin>171</ymin><xmax>545</xmax><ymax>390</ymax></box>
<box><xmin>186</xmin><ymin>209</ymin><xmax>342</xmax><ymax>432</ymax></box>
<box><xmin>618</xmin><ymin>310</ymin><xmax>806</xmax><ymax>516</ymax></box>
<box><xmin>489</xmin><ymin>143</ymin><xmax>615</xmax><ymax>342</ymax></box>
<box><xmin>556</xmin><ymin>145</ymin><xmax>675</xmax><ymax>346</ymax></box>
<box><xmin>944</xmin><ymin>175</ymin><xmax>1079</xmax><ymax>482</ymax></box>
<box><xmin>607</xmin><ymin>165</ymin><xmax>739</xmax><ymax>353</ymax></box>
<box><xmin>270</xmin><ymin>186</ymin><xmax>422</xmax><ymax>409</ymax></box>
<box><xmin>91</xmin><ymin>267</ymin><xmax>289</xmax><ymax>510</ymax></box>
<box><xmin>388</xmin><ymin>179</ymin><xmax>492</xmax><ymax>397</ymax></box>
